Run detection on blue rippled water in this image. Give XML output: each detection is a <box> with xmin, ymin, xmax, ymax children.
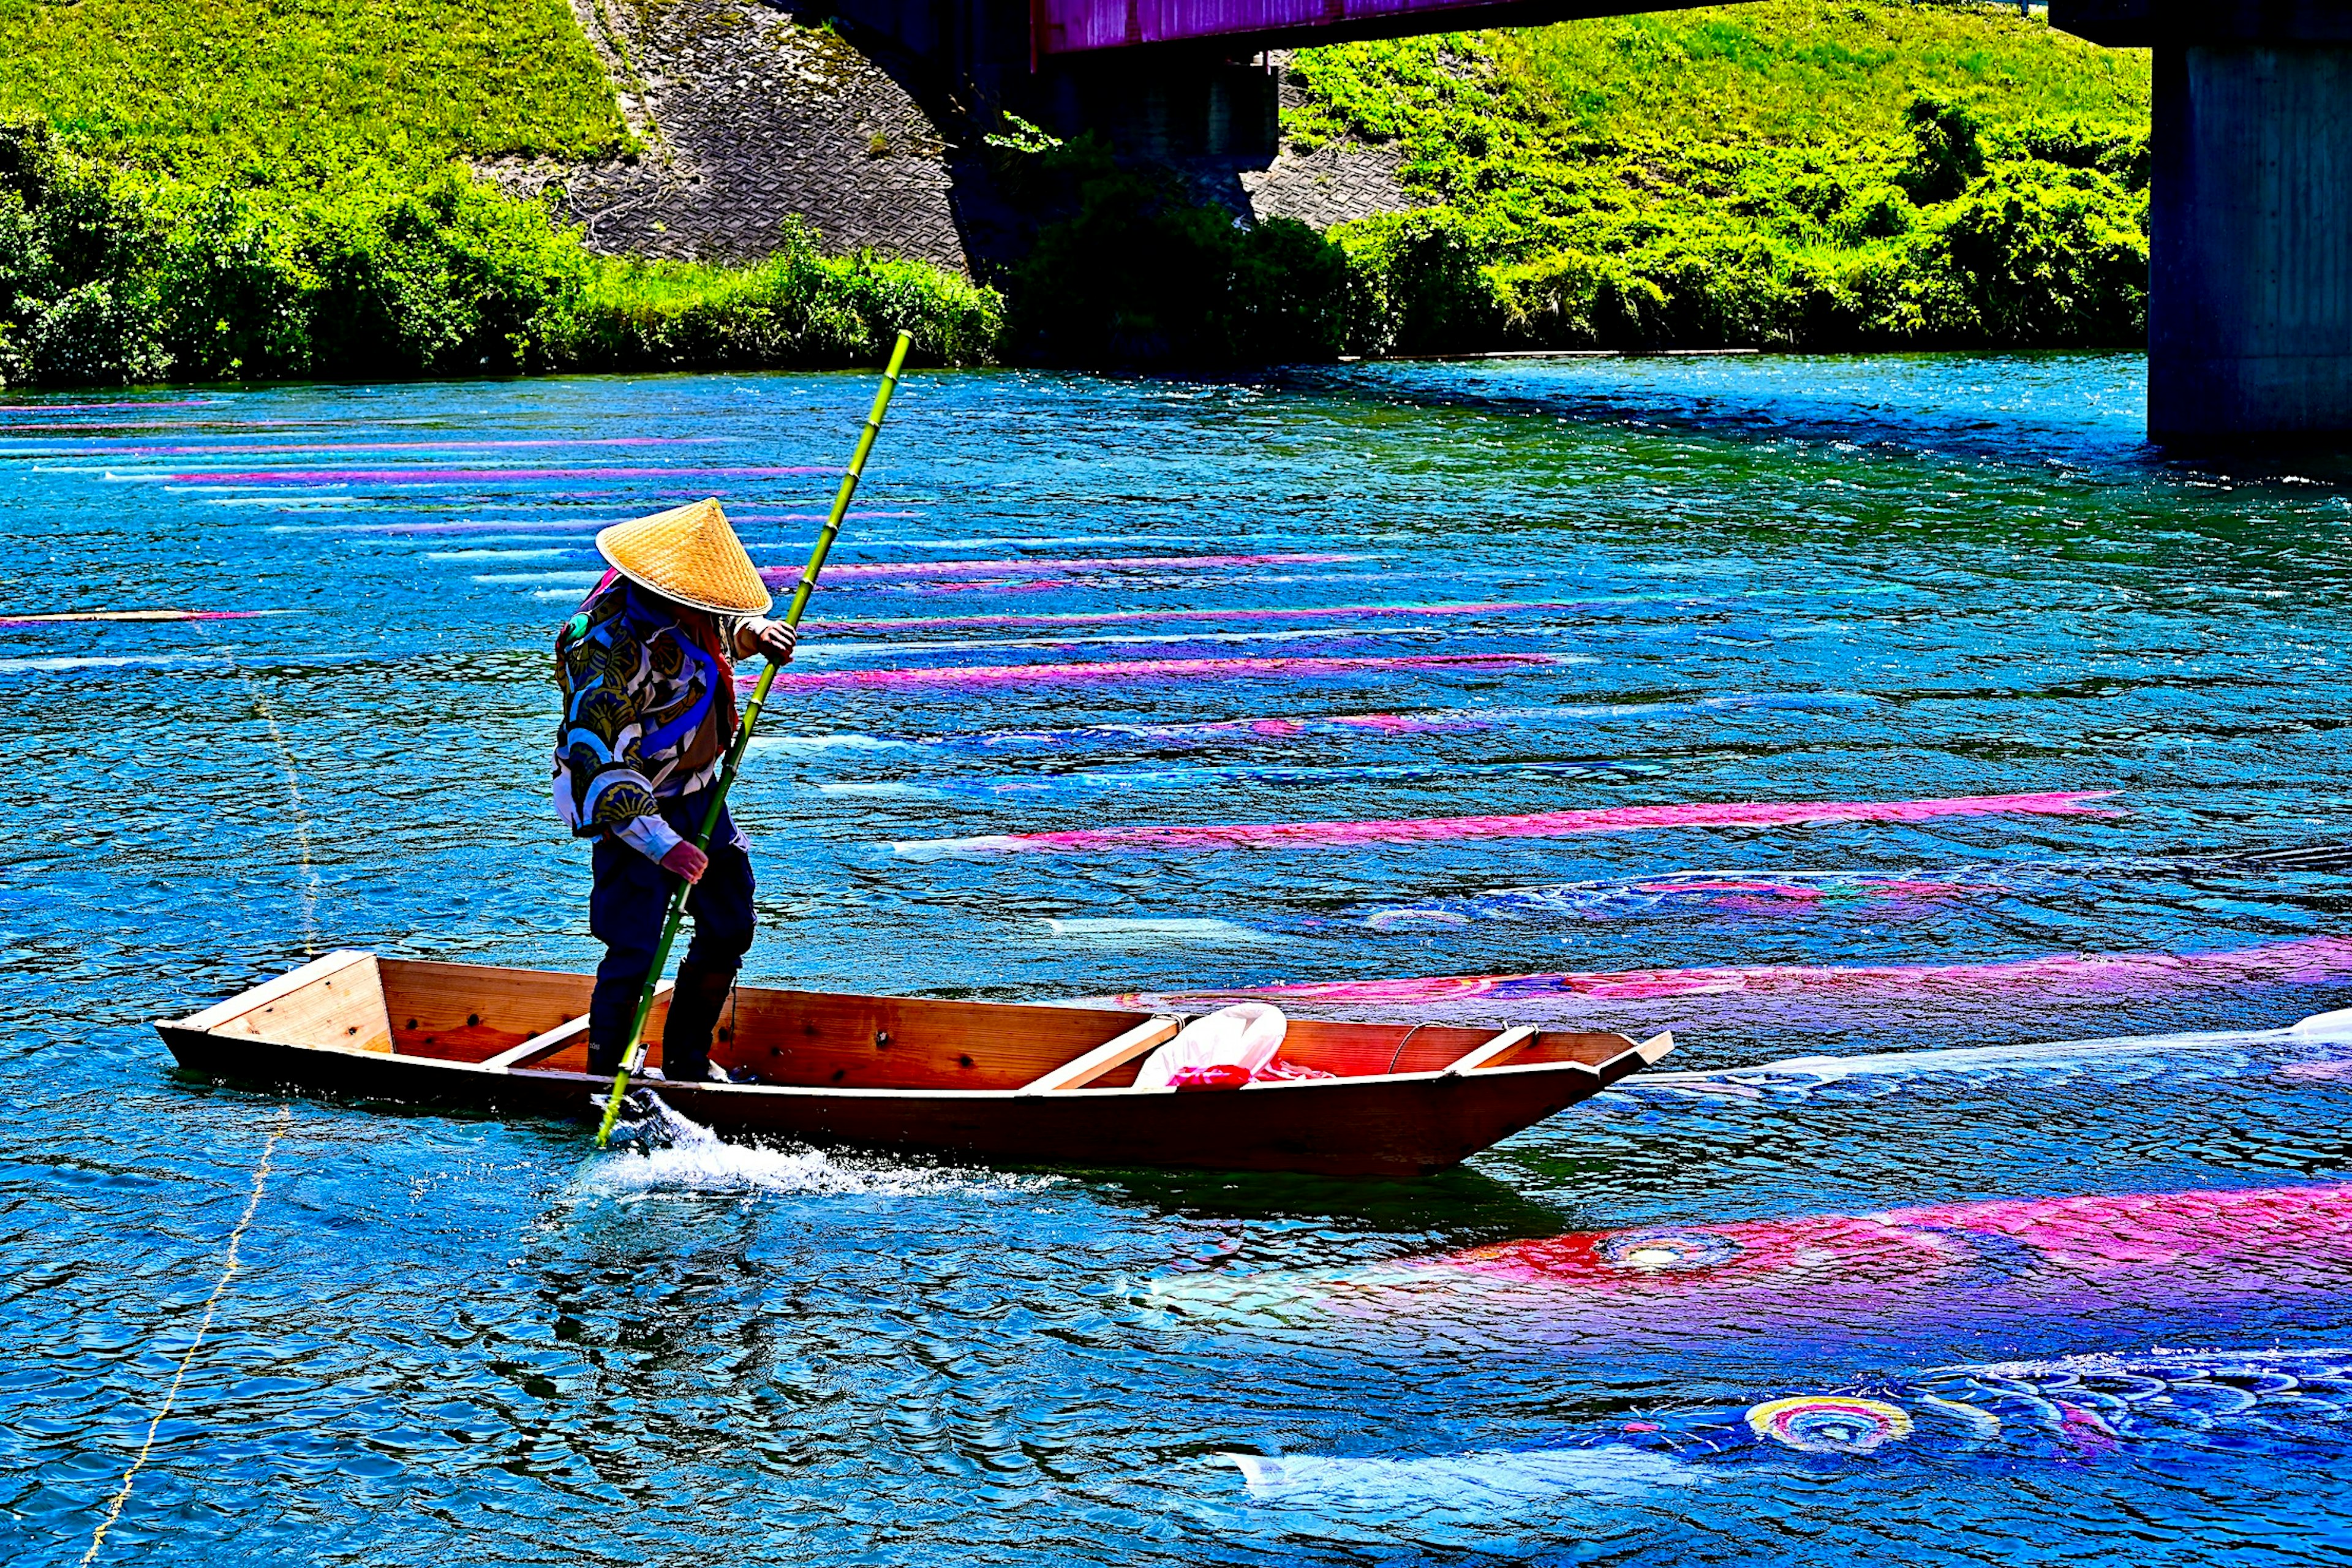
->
<box><xmin>7</xmin><ymin>353</ymin><xmax>2352</xmax><ymax>1564</ymax></box>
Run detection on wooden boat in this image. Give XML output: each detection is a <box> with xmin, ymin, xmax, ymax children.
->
<box><xmin>153</xmin><ymin>951</ymin><xmax>1676</xmax><ymax>1177</ymax></box>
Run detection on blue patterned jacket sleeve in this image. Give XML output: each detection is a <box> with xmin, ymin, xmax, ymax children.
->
<box><xmin>552</xmin><ymin>588</ymin><xmax>665</xmax><ymax>840</ymax></box>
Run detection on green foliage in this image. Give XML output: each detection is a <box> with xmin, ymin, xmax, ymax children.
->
<box><xmin>1335</xmin><ymin>209</ymin><xmax>1501</xmax><ymax>355</ymax></box>
<box><xmin>1288</xmin><ymin>1</ymin><xmax>2153</xmax><ymax>355</ymax></box>
<box><xmin>0</xmin><ymin>126</ymin><xmax>1001</xmax><ymax>385</ymax></box>
<box><xmin>984</xmin><ymin>115</ymin><xmax>1065</xmax><ymax>156</ymax></box>
<box><xmin>0</xmin><ymin>0</ymin><xmax>628</xmax><ymax>176</ymax></box>
<box><xmin>1894</xmin><ymin>161</ymin><xmax>2148</xmax><ymax>344</ymax></box>
<box><xmin>1895</xmin><ymin>94</ymin><xmax>1986</xmax><ymax>203</ymax></box>
<box><xmin>1287</xmin><ymin>1</ymin><xmax>2148</xmax><ymax>156</ymax></box>
<box><xmin>1006</xmin><ymin>143</ymin><xmax>1349</xmax><ymax>367</ymax></box>
<box><xmin>571</xmin><ymin>219</ymin><xmax>1005</xmax><ymax>371</ymax></box>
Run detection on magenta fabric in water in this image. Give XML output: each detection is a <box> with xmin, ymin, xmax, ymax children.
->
<box><xmin>87</xmin><ymin>437</ymin><xmax>709</xmax><ymax>457</ymax></box>
<box><xmin>1427</xmin><ymin>1181</ymin><xmax>2352</xmax><ymax>1295</ymax></box>
<box><xmin>1158</xmin><ymin>1178</ymin><xmax>2352</xmax><ymax>1338</ymax></box>
<box><xmin>765</xmin><ymin>551</ymin><xmax>1363</xmax><ymax>583</ymax></box>
<box><xmin>0</xmin><ymin>399</ymin><xmax>216</xmax><ymax>413</ymax></box>
<box><xmin>801</xmin><ymin>600</ymin><xmax>1575</xmax><ymax>633</ymax></box>
<box><xmin>167</xmin><ymin>466</ymin><xmax>831</xmax><ymax>484</ymax></box>
<box><xmin>938</xmin><ymin>789</ymin><xmax>2119</xmax><ymax>854</ymax></box>
<box><xmin>1118</xmin><ymin>934</ymin><xmax>2352</xmax><ymax>1009</ymax></box>
<box><xmin>766</xmin><ymin>652</ymin><xmax>1556</xmax><ymax>690</ymax></box>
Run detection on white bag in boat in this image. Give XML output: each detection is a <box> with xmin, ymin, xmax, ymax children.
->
<box><xmin>1134</xmin><ymin>1003</ymin><xmax>1288</xmax><ymax>1089</ymax></box>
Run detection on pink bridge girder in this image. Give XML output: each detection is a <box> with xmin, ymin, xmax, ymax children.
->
<box><xmin>1031</xmin><ymin>0</ymin><xmax>1620</xmax><ymax>53</ymax></box>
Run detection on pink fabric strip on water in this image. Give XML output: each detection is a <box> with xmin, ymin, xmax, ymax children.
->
<box><xmin>81</xmin><ymin>437</ymin><xmax>710</xmax><ymax>457</ymax></box>
<box><xmin>1131</xmin><ymin>934</ymin><xmax>2352</xmax><ymax>1008</ymax></box>
<box><xmin>801</xmin><ymin>600</ymin><xmax>1575</xmax><ymax>632</ymax></box>
<box><xmin>763</xmin><ymin>551</ymin><xmax>1364</xmax><ymax>582</ymax></box>
<box><xmin>948</xmin><ymin>790</ymin><xmax>2120</xmax><ymax>854</ymax></box>
<box><xmin>322</xmin><ymin>511</ymin><xmax>914</xmax><ymax>535</ymax></box>
<box><xmin>764</xmin><ymin>652</ymin><xmax>1557</xmax><ymax>691</ymax></box>
<box><xmin>167</xmin><ymin>466</ymin><xmax>834</xmax><ymax>483</ymax></box>
<box><xmin>1</xmin><ymin>399</ymin><xmax>214</xmax><ymax>413</ymax></box>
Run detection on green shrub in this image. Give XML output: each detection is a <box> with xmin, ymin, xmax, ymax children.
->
<box><xmin>0</xmin><ymin>125</ymin><xmax>168</xmax><ymax>383</ymax></box>
<box><xmin>0</xmin><ymin>124</ymin><xmax>1001</xmax><ymax>386</ymax></box>
<box><xmin>1894</xmin><ymin>94</ymin><xmax>1986</xmax><ymax>204</ymax></box>
<box><xmin>1838</xmin><ymin>184</ymin><xmax>1917</xmax><ymax>243</ymax></box>
<box><xmin>1337</xmin><ymin>208</ymin><xmax>1503</xmax><ymax>355</ymax></box>
<box><xmin>1291</xmin><ymin>13</ymin><xmax>2150</xmax><ymax>360</ymax></box>
<box><xmin>2011</xmin><ymin>121</ymin><xmax>2150</xmax><ymax>190</ymax></box>
<box><xmin>570</xmin><ymin>218</ymin><xmax>1005</xmax><ymax>371</ymax></box>
<box><xmin>153</xmin><ymin>184</ymin><xmax>316</xmax><ymax>379</ymax></box>
<box><xmin>1896</xmin><ymin>162</ymin><xmax>2148</xmax><ymax>344</ymax></box>
<box><xmin>301</xmin><ymin>171</ymin><xmax>593</xmax><ymax>376</ymax></box>
<box><xmin>1488</xmin><ymin>249</ymin><xmax>1667</xmax><ymax>348</ymax></box>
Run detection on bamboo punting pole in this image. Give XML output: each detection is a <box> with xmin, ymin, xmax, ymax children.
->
<box><xmin>595</xmin><ymin>329</ymin><xmax>915</xmax><ymax>1147</ymax></box>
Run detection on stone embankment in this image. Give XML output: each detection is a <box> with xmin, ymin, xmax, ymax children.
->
<box><xmin>480</xmin><ymin>2</ymin><xmax>1416</xmax><ymax>271</ymax></box>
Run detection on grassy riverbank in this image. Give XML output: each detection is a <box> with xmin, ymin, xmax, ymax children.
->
<box><xmin>0</xmin><ymin>0</ymin><xmax>627</xmax><ymax>176</ymax></box>
<box><xmin>0</xmin><ymin>0</ymin><xmax>1000</xmax><ymax>383</ymax></box>
<box><xmin>1016</xmin><ymin>2</ymin><xmax>2152</xmax><ymax>362</ymax></box>
<box><xmin>0</xmin><ymin>0</ymin><xmax>2148</xmax><ymax>380</ymax></box>
<box><xmin>0</xmin><ymin>130</ymin><xmax>1002</xmax><ymax>383</ymax></box>
<box><xmin>1310</xmin><ymin>4</ymin><xmax>2152</xmax><ymax>354</ymax></box>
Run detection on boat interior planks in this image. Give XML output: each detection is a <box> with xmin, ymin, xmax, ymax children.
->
<box><xmin>154</xmin><ymin>953</ymin><xmax>1676</xmax><ymax>1176</ymax></box>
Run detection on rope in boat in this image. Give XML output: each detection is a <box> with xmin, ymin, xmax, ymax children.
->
<box><xmin>79</xmin><ymin>1106</ymin><xmax>292</xmax><ymax>1566</ymax></box>
<box><xmin>186</xmin><ymin>619</ymin><xmax>321</xmax><ymax>954</ymax></box>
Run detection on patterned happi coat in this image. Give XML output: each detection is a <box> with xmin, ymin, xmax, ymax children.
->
<box><xmin>552</xmin><ymin>576</ymin><xmax>745</xmax><ymax>845</ymax></box>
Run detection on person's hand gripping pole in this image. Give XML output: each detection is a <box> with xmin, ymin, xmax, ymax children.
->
<box><xmin>594</xmin><ymin>329</ymin><xmax>914</xmax><ymax>1147</ymax></box>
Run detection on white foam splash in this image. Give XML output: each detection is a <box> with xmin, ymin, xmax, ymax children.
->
<box><xmin>581</xmin><ymin>1095</ymin><xmax>1056</xmax><ymax>1198</ymax></box>
<box><xmin>2294</xmin><ymin>1007</ymin><xmax>2352</xmax><ymax>1039</ymax></box>
<box><xmin>1044</xmin><ymin>918</ymin><xmax>1286</xmax><ymax>946</ymax></box>
<box><xmin>748</xmin><ymin>733</ymin><xmax>914</xmax><ymax>753</ymax></box>
<box><xmin>1218</xmin><ymin>1445</ymin><xmax>1702</xmax><ymax>1507</ymax></box>
<box><xmin>0</xmin><ymin>654</ymin><xmax>219</xmax><ymax>671</ymax></box>
<box><xmin>1630</xmin><ymin>1008</ymin><xmax>2352</xmax><ymax>1097</ymax></box>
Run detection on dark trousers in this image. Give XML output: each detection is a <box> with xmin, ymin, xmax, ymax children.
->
<box><xmin>587</xmin><ymin>791</ymin><xmax>755</xmax><ymax>1079</ymax></box>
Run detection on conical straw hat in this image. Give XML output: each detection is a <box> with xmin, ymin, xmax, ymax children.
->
<box><xmin>595</xmin><ymin>498</ymin><xmax>774</xmax><ymax>617</ymax></box>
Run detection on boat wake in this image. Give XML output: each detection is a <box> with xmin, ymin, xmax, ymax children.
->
<box><xmin>586</xmin><ymin>1093</ymin><xmax>1054</xmax><ymax>1198</ymax></box>
<box><xmin>1608</xmin><ymin>1006</ymin><xmax>2352</xmax><ymax>1106</ymax></box>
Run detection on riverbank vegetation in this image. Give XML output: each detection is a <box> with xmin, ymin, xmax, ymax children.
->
<box><xmin>1017</xmin><ymin>2</ymin><xmax>2152</xmax><ymax>363</ymax></box>
<box><xmin>1313</xmin><ymin>4</ymin><xmax>2150</xmax><ymax>355</ymax></box>
<box><xmin>0</xmin><ymin>0</ymin><xmax>2149</xmax><ymax>380</ymax></box>
<box><xmin>0</xmin><ymin>0</ymin><xmax>998</xmax><ymax>382</ymax></box>
<box><xmin>0</xmin><ymin>0</ymin><xmax>627</xmax><ymax>175</ymax></box>
<box><xmin>0</xmin><ymin>129</ymin><xmax>1000</xmax><ymax>383</ymax></box>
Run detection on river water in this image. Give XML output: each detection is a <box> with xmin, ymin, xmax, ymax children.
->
<box><xmin>5</xmin><ymin>353</ymin><xmax>2351</xmax><ymax>1564</ymax></box>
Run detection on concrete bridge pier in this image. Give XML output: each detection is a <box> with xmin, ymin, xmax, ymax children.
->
<box><xmin>2150</xmin><ymin>43</ymin><xmax>2352</xmax><ymax>440</ymax></box>
<box><xmin>2057</xmin><ymin>0</ymin><xmax>2352</xmax><ymax>442</ymax></box>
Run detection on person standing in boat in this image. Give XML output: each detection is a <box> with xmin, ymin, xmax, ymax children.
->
<box><xmin>552</xmin><ymin>498</ymin><xmax>798</xmax><ymax>1084</ymax></box>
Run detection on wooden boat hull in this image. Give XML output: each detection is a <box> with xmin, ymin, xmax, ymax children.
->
<box><xmin>154</xmin><ymin>951</ymin><xmax>1675</xmax><ymax>1177</ymax></box>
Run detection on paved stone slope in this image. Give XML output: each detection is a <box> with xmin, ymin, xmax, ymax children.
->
<box><xmin>485</xmin><ymin>2</ymin><xmax>1422</xmax><ymax>269</ymax></box>
<box><xmin>486</xmin><ymin>0</ymin><xmax>969</xmax><ymax>268</ymax></box>
<box><xmin>1245</xmin><ymin>139</ymin><xmax>1415</xmax><ymax>229</ymax></box>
